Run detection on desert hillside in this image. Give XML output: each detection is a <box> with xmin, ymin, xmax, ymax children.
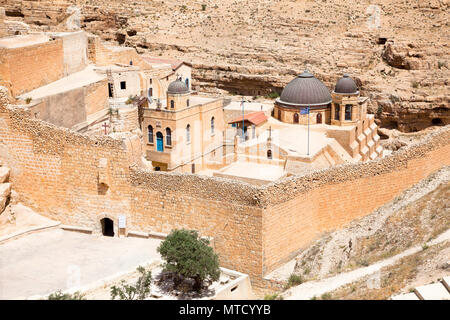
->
<box><xmin>0</xmin><ymin>0</ymin><xmax>449</xmax><ymax>131</ymax></box>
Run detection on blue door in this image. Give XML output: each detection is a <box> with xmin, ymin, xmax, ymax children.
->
<box><xmin>156</xmin><ymin>132</ymin><xmax>163</xmax><ymax>152</ymax></box>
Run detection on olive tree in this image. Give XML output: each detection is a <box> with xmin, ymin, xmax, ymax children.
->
<box><xmin>157</xmin><ymin>229</ymin><xmax>220</xmax><ymax>292</ymax></box>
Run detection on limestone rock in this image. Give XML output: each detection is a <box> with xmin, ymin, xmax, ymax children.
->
<box><xmin>0</xmin><ymin>183</ymin><xmax>11</xmax><ymax>213</ymax></box>
<box><xmin>0</xmin><ymin>167</ymin><xmax>10</xmax><ymax>183</ymax></box>
<box><xmin>382</xmin><ymin>41</ymin><xmax>424</xmax><ymax>70</ymax></box>
<box><xmin>0</xmin><ymin>183</ymin><xmax>11</xmax><ymax>198</ymax></box>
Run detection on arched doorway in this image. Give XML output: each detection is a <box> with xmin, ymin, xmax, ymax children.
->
<box><xmin>293</xmin><ymin>113</ymin><xmax>299</xmax><ymax>123</ymax></box>
<box><xmin>101</xmin><ymin>218</ymin><xmax>114</xmax><ymax>237</ymax></box>
<box><xmin>156</xmin><ymin>132</ymin><xmax>164</xmax><ymax>152</ymax></box>
<box><xmin>267</xmin><ymin>150</ymin><xmax>272</xmax><ymax>159</ymax></box>
<box><xmin>316</xmin><ymin>113</ymin><xmax>322</xmax><ymax>124</ymax></box>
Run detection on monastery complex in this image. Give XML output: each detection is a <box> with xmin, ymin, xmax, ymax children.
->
<box><xmin>0</xmin><ymin>7</ymin><xmax>449</xmax><ymax>290</ymax></box>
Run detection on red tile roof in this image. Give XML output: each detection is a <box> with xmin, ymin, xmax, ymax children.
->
<box><xmin>141</xmin><ymin>56</ymin><xmax>192</xmax><ymax>70</ymax></box>
<box><xmin>229</xmin><ymin>111</ymin><xmax>268</xmax><ymax>126</ymax></box>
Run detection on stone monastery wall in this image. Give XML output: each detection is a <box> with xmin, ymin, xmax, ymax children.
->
<box><xmin>0</xmin><ymin>87</ymin><xmax>449</xmax><ymax>283</ymax></box>
<box><xmin>0</xmin><ymin>39</ymin><xmax>64</xmax><ymax>96</ymax></box>
<box><xmin>87</xmin><ymin>36</ymin><xmax>151</xmax><ymax>70</ymax></box>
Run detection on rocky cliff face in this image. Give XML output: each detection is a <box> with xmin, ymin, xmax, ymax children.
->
<box><xmin>0</xmin><ymin>0</ymin><xmax>448</xmax><ymax>132</ymax></box>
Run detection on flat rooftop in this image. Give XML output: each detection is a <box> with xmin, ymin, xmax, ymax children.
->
<box><xmin>0</xmin><ymin>34</ymin><xmax>50</xmax><ymax>49</ymax></box>
<box><xmin>19</xmin><ymin>66</ymin><xmax>106</xmax><ymax>100</ymax></box>
<box><xmin>245</xmin><ymin>117</ymin><xmax>332</xmax><ymax>158</ymax></box>
<box><xmin>224</xmin><ymin>100</ymin><xmax>273</xmax><ymax>113</ymax></box>
<box><xmin>217</xmin><ymin>161</ymin><xmax>286</xmax><ymax>182</ymax></box>
<box><xmin>147</xmin><ymin>95</ymin><xmax>218</xmax><ymax>110</ymax></box>
<box><xmin>141</xmin><ymin>56</ymin><xmax>186</xmax><ymax>70</ymax></box>
<box><xmin>94</xmin><ymin>64</ymin><xmax>141</xmax><ymax>73</ymax></box>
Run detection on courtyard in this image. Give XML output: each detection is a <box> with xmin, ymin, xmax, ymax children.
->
<box><xmin>0</xmin><ymin>229</ymin><xmax>161</xmax><ymax>299</ymax></box>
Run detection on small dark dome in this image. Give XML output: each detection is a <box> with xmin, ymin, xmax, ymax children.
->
<box><xmin>277</xmin><ymin>70</ymin><xmax>332</xmax><ymax>107</ymax></box>
<box><xmin>334</xmin><ymin>74</ymin><xmax>358</xmax><ymax>94</ymax></box>
<box><xmin>167</xmin><ymin>78</ymin><xmax>189</xmax><ymax>94</ymax></box>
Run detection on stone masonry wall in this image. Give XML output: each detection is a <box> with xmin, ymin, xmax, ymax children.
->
<box><xmin>85</xmin><ymin>79</ymin><xmax>109</xmax><ymax>117</ymax></box>
<box><xmin>0</xmin><ymin>86</ymin><xmax>449</xmax><ymax>284</ymax></box>
<box><xmin>87</xmin><ymin>36</ymin><xmax>151</xmax><ymax>70</ymax></box>
<box><xmin>0</xmin><ymin>86</ymin><xmax>264</xmax><ymax>278</ymax></box>
<box><xmin>0</xmin><ymin>39</ymin><xmax>64</xmax><ymax>96</ymax></box>
<box><xmin>261</xmin><ymin>127</ymin><xmax>450</xmax><ymax>274</ymax></box>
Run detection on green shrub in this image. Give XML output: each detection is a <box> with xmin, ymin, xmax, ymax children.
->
<box><xmin>201</xmin><ymin>4</ymin><xmax>207</xmax><ymax>11</ymax></box>
<box><xmin>321</xmin><ymin>292</ymin><xmax>332</xmax><ymax>300</ymax></box>
<box><xmin>265</xmin><ymin>91</ymin><xmax>280</xmax><ymax>99</ymax></box>
<box><xmin>48</xmin><ymin>290</ymin><xmax>85</xmax><ymax>300</ymax></box>
<box><xmin>110</xmin><ymin>266</ymin><xmax>152</xmax><ymax>300</ymax></box>
<box><xmin>358</xmin><ymin>259</ymin><xmax>369</xmax><ymax>267</ymax></box>
<box><xmin>377</xmin><ymin>105</ymin><xmax>383</xmax><ymax>115</ymax></box>
<box><xmin>264</xmin><ymin>293</ymin><xmax>283</xmax><ymax>300</ymax></box>
<box><xmin>125</xmin><ymin>95</ymin><xmax>135</xmax><ymax>105</ymax></box>
<box><xmin>286</xmin><ymin>273</ymin><xmax>303</xmax><ymax>288</ymax></box>
<box><xmin>25</xmin><ymin>97</ymin><xmax>32</xmax><ymax>104</ymax></box>
<box><xmin>157</xmin><ymin>229</ymin><xmax>220</xmax><ymax>292</ymax></box>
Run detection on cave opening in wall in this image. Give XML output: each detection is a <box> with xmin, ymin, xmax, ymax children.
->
<box><xmin>101</xmin><ymin>218</ymin><xmax>114</xmax><ymax>237</ymax></box>
<box><xmin>431</xmin><ymin>118</ymin><xmax>444</xmax><ymax>126</ymax></box>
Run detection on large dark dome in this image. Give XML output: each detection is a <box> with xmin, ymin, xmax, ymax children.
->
<box><xmin>277</xmin><ymin>70</ymin><xmax>332</xmax><ymax>107</ymax></box>
<box><xmin>167</xmin><ymin>78</ymin><xmax>189</xmax><ymax>94</ymax></box>
<box><xmin>334</xmin><ymin>74</ymin><xmax>358</xmax><ymax>94</ymax></box>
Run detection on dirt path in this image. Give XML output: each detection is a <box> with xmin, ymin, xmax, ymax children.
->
<box><xmin>283</xmin><ymin>229</ymin><xmax>450</xmax><ymax>300</ymax></box>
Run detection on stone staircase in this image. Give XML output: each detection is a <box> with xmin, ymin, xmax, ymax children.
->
<box><xmin>355</xmin><ymin>114</ymin><xmax>383</xmax><ymax>162</ymax></box>
<box><xmin>0</xmin><ymin>161</ymin><xmax>11</xmax><ymax>214</ymax></box>
<box><xmin>391</xmin><ymin>276</ymin><xmax>450</xmax><ymax>300</ymax></box>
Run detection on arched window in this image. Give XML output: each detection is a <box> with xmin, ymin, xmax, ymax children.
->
<box><xmin>148</xmin><ymin>125</ymin><xmax>153</xmax><ymax>143</ymax></box>
<box><xmin>267</xmin><ymin>150</ymin><xmax>272</xmax><ymax>159</ymax></box>
<box><xmin>335</xmin><ymin>104</ymin><xmax>340</xmax><ymax>120</ymax></box>
<box><xmin>185</xmin><ymin>78</ymin><xmax>189</xmax><ymax>89</ymax></box>
<box><xmin>278</xmin><ymin>109</ymin><xmax>281</xmax><ymax>120</ymax></box>
<box><xmin>148</xmin><ymin>87</ymin><xmax>153</xmax><ymax>98</ymax></box>
<box><xmin>187</xmin><ymin>99</ymin><xmax>190</xmax><ymax>107</ymax></box>
<box><xmin>211</xmin><ymin>117</ymin><xmax>215</xmax><ymax>134</ymax></box>
<box><xmin>166</xmin><ymin>127</ymin><xmax>171</xmax><ymax>146</ymax></box>
<box><xmin>170</xmin><ymin>100</ymin><xmax>174</xmax><ymax>108</ymax></box>
<box><xmin>316</xmin><ymin>112</ymin><xmax>322</xmax><ymax>124</ymax></box>
<box><xmin>186</xmin><ymin>124</ymin><xmax>191</xmax><ymax>143</ymax></box>
<box><xmin>293</xmin><ymin>113</ymin><xmax>299</xmax><ymax>123</ymax></box>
